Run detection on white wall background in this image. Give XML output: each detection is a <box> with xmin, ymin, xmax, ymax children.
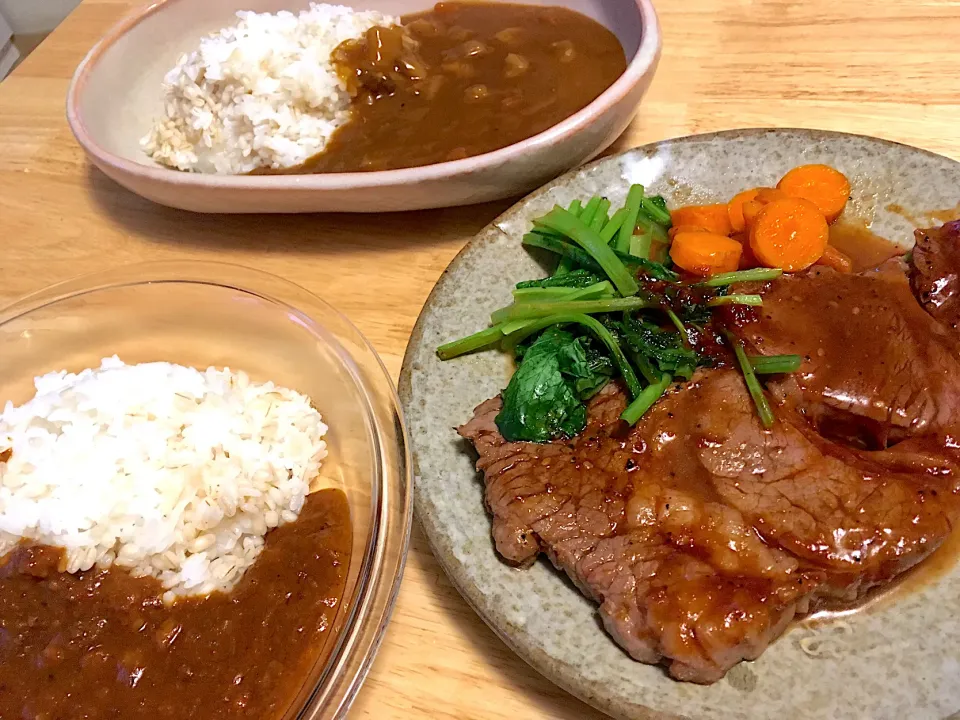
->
<box><xmin>0</xmin><ymin>0</ymin><xmax>82</xmax><ymax>34</ymax></box>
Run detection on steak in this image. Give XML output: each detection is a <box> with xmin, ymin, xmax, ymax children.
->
<box><xmin>732</xmin><ymin>263</ymin><xmax>960</xmax><ymax>447</ymax></box>
<box><xmin>911</xmin><ymin>219</ymin><xmax>960</xmax><ymax>333</ymax></box>
<box><xmin>459</xmin><ymin>237</ymin><xmax>960</xmax><ymax>683</ymax></box>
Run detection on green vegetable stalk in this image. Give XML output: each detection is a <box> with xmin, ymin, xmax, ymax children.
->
<box><xmin>707</xmin><ymin>294</ymin><xmax>763</xmax><ymax>307</ymax></box>
<box><xmin>436</xmin><ymin>325</ymin><xmax>506</xmax><ymax>360</ymax></box>
<box><xmin>600</xmin><ymin>208</ymin><xmax>628</xmax><ymax>244</ymax></box>
<box><xmin>621</xmin><ymin>374</ymin><xmax>672</xmax><ymax>425</ymax></box>
<box><xmin>703</xmin><ymin>268</ymin><xmax>783</xmax><ymax>287</ymax></box>
<box><xmin>726</xmin><ymin>331</ymin><xmax>775</xmax><ymax>429</ymax></box>
<box><xmin>535</xmin><ymin>206</ymin><xmax>641</xmax><ymax>297</ymax></box>
<box><xmin>491</xmin><ymin>297</ymin><xmax>654</xmax><ymax>324</ymax></box>
<box><xmin>616</xmin><ymin>184</ymin><xmax>645</xmax><ymax>254</ymax></box>
<box><xmin>749</xmin><ymin>354</ymin><xmax>803</xmax><ymax>374</ymax></box>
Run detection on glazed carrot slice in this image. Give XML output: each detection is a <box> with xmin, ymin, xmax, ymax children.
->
<box><xmin>670</xmin><ymin>232</ymin><xmax>743</xmax><ymax>276</ymax></box>
<box><xmin>671</xmin><ymin>204</ymin><xmax>733</xmax><ymax>236</ymax></box>
<box><xmin>749</xmin><ymin>198</ymin><xmax>829</xmax><ymax>272</ymax></box>
<box><xmin>755</xmin><ymin>187</ymin><xmax>788</xmax><ymax>204</ymax></box>
<box><xmin>816</xmin><ymin>244</ymin><xmax>854</xmax><ymax>273</ymax></box>
<box><xmin>777</xmin><ymin>164</ymin><xmax>851</xmax><ymax>223</ymax></box>
<box><xmin>742</xmin><ymin>199</ymin><xmax>765</xmax><ymax>231</ymax></box>
<box><xmin>667</xmin><ymin>224</ymin><xmax>711</xmax><ymax>240</ymax></box>
<box><xmin>727</xmin><ymin>188</ymin><xmax>761</xmax><ymax>233</ymax></box>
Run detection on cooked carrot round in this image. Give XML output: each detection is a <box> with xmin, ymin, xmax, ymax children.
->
<box><xmin>667</xmin><ymin>224</ymin><xmax>712</xmax><ymax>240</ymax></box>
<box><xmin>749</xmin><ymin>197</ymin><xmax>829</xmax><ymax>272</ymax></box>
<box><xmin>741</xmin><ymin>199</ymin><xmax>765</xmax><ymax>231</ymax></box>
<box><xmin>777</xmin><ymin>164</ymin><xmax>851</xmax><ymax>223</ymax></box>
<box><xmin>755</xmin><ymin>187</ymin><xmax>788</xmax><ymax>204</ymax></box>
<box><xmin>816</xmin><ymin>244</ymin><xmax>853</xmax><ymax>273</ymax></box>
<box><xmin>670</xmin><ymin>204</ymin><xmax>733</xmax><ymax>236</ymax></box>
<box><xmin>727</xmin><ymin>188</ymin><xmax>761</xmax><ymax>233</ymax></box>
<box><xmin>670</xmin><ymin>232</ymin><xmax>743</xmax><ymax>276</ymax></box>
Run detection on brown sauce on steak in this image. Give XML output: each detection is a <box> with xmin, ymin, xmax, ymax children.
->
<box><xmin>460</xmin><ymin>221</ymin><xmax>960</xmax><ymax>683</ymax></box>
<box><xmin>277</xmin><ymin>2</ymin><xmax>626</xmax><ymax>173</ymax></box>
<box><xmin>0</xmin><ymin>489</ymin><xmax>351</xmax><ymax>720</ymax></box>
<box><xmin>809</xmin><ymin>523</ymin><xmax>960</xmax><ymax>623</ymax></box>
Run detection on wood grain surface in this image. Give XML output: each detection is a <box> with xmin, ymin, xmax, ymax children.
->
<box><xmin>1</xmin><ymin>1</ymin><xmax>959</xmax><ymax>717</ymax></box>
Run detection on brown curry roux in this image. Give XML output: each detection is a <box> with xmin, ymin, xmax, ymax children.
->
<box><xmin>0</xmin><ymin>488</ymin><xmax>351</xmax><ymax>720</ymax></box>
<box><xmin>283</xmin><ymin>2</ymin><xmax>627</xmax><ymax>173</ymax></box>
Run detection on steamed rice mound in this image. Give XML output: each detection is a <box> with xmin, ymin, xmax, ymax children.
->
<box><xmin>141</xmin><ymin>4</ymin><xmax>398</xmax><ymax>174</ymax></box>
<box><xmin>0</xmin><ymin>357</ymin><xmax>329</xmax><ymax>600</ymax></box>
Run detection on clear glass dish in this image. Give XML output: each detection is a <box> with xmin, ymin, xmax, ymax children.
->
<box><xmin>0</xmin><ymin>261</ymin><xmax>412</xmax><ymax>719</ymax></box>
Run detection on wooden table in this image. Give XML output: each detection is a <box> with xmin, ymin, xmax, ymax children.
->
<box><xmin>2</xmin><ymin>0</ymin><xmax>959</xmax><ymax>717</ymax></box>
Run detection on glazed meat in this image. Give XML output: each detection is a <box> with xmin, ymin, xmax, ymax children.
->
<box><xmin>732</xmin><ymin>263</ymin><xmax>960</xmax><ymax>447</ymax></box>
<box><xmin>459</xmin><ymin>231</ymin><xmax>960</xmax><ymax>683</ymax></box>
<box><xmin>911</xmin><ymin>220</ymin><xmax>960</xmax><ymax>333</ymax></box>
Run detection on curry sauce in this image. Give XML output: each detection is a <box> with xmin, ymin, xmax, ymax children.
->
<box><xmin>0</xmin><ymin>488</ymin><xmax>351</xmax><ymax>720</ymax></box>
<box><xmin>292</xmin><ymin>2</ymin><xmax>626</xmax><ymax>173</ymax></box>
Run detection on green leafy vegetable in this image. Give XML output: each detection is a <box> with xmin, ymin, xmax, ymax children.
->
<box><xmin>501</xmin><ymin>313</ymin><xmax>643</xmax><ymax>398</ymax></box>
<box><xmin>579</xmin><ymin>196</ymin><xmax>602</xmax><ymax>227</ymax></box>
<box><xmin>491</xmin><ymin>297</ymin><xmax>654</xmax><ymax>325</ymax></box>
<box><xmin>512</xmin><ymin>281</ymin><xmax>614</xmax><ymax>303</ymax></box>
<box><xmin>554</xmin><ymin>257</ymin><xmax>575</xmax><ymax>276</ymax></box>
<box><xmin>635</xmin><ymin>212</ymin><xmax>670</xmax><ymax>246</ymax></box>
<box><xmin>528</xmin><ymin>230</ymin><xmax>669</xmax><ymax>286</ymax></box>
<box><xmin>535</xmin><ymin>206</ymin><xmax>641</xmax><ymax>297</ymax></box>
<box><xmin>563</xmin><ymin>334</ymin><xmax>615</xmax><ymax>399</ymax></box>
<box><xmin>496</xmin><ymin>328</ymin><xmax>591</xmax><ymax>442</ymax></box>
<box><xmin>516</xmin><ymin>269</ymin><xmax>602</xmax><ymax>290</ymax></box>
<box><xmin>600</xmin><ymin>208</ymin><xmax>628</xmax><ymax>244</ymax></box>
<box><xmin>436</xmin><ymin>324</ymin><xmax>505</xmax><ymax>360</ymax></box>
<box><xmin>641</xmin><ymin>195</ymin><xmax>672</xmax><ymax>227</ymax></box>
<box><xmin>590</xmin><ymin>198</ymin><xmax>612</xmax><ymax>232</ymax></box>
<box><xmin>435</xmin><ymin>185</ymin><xmax>803</xmax><ymax>443</ymax></box>
<box><xmin>663</xmin><ymin>306</ymin><xmax>688</xmax><ymax>339</ymax></box>
<box><xmin>629</xmin><ymin>234</ymin><xmax>652</xmax><ymax>259</ymax></box>
<box><xmin>523</xmin><ymin>233</ymin><xmax>606</xmax><ymax>274</ymax></box>
<box><xmin>501</xmin><ymin>318</ymin><xmax>537</xmax><ymax>334</ymax></box>
<box><xmin>618</xmin><ymin>315</ymin><xmax>698</xmax><ymax>378</ymax></box>
<box><xmin>677</xmin><ymin>296</ymin><xmax>713</xmax><ymax>325</ymax></box>
<box><xmin>513</xmin><ymin>286</ymin><xmax>584</xmax><ymax>302</ymax></box>
<box><xmin>633</xmin><ymin>258</ymin><xmax>680</xmax><ymax>282</ymax></box>
<box><xmin>616</xmin><ymin>184</ymin><xmax>645</xmax><ymax>253</ymax></box>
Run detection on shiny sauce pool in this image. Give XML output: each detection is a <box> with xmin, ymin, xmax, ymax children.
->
<box><xmin>0</xmin><ymin>489</ymin><xmax>351</xmax><ymax>720</ymax></box>
<box><xmin>294</xmin><ymin>2</ymin><xmax>626</xmax><ymax>173</ymax></box>
<box><xmin>828</xmin><ymin>221</ymin><xmax>905</xmax><ymax>271</ymax></box>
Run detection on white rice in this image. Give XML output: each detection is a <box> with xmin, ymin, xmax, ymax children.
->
<box><xmin>0</xmin><ymin>357</ymin><xmax>329</xmax><ymax>601</ymax></box>
<box><xmin>141</xmin><ymin>3</ymin><xmax>398</xmax><ymax>174</ymax></box>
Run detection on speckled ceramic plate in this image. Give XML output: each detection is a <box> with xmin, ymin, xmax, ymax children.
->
<box><xmin>399</xmin><ymin>129</ymin><xmax>960</xmax><ymax>720</ymax></box>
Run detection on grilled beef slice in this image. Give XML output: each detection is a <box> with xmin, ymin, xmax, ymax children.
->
<box><xmin>911</xmin><ymin>220</ymin><xmax>960</xmax><ymax>333</ymax></box>
<box><xmin>459</xmin><ymin>238</ymin><xmax>960</xmax><ymax>683</ymax></box>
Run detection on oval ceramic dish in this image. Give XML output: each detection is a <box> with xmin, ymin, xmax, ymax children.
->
<box><xmin>66</xmin><ymin>0</ymin><xmax>660</xmax><ymax>214</ymax></box>
<box><xmin>399</xmin><ymin>129</ymin><xmax>960</xmax><ymax>720</ymax></box>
